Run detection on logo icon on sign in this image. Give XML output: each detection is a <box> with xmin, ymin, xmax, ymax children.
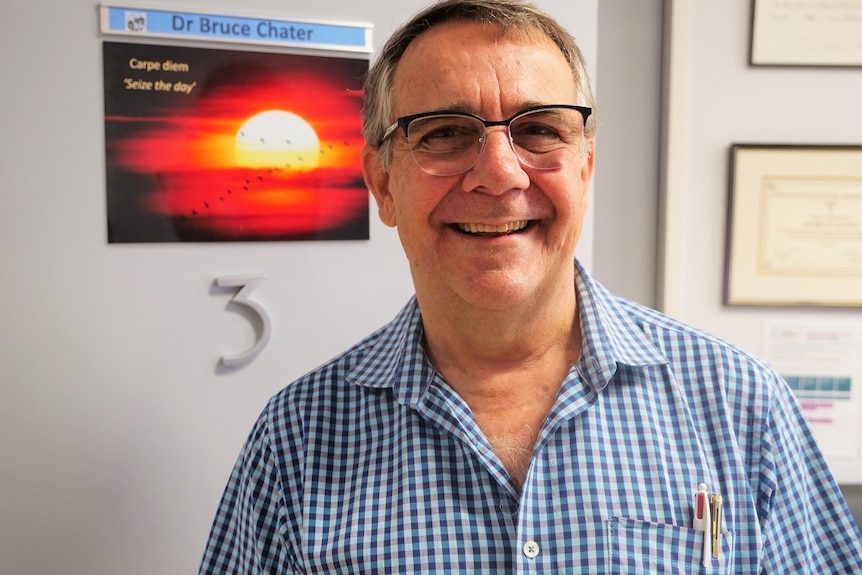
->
<box><xmin>125</xmin><ymin>12</ymin><xmax>146</xmax><ymax>32</ymax></box>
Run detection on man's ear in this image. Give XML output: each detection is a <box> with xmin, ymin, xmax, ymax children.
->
<box><xmin>581</xmin><ymin>138</ymin><xmax>596</xmax><ymax>186</ymax></box>
<box><xmin>362</xmin><ymin>145</ymin><xmax>397</xmax><ymax>228</ymax></box>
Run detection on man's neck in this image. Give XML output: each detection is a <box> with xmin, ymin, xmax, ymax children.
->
<box><xmin>419</xmin><ymin>280</ymin><xmax>581</xmax><ymax>388</ymax></box>
<box><xmin>424</xmin><ymin>278</ymin><xmax>579</xmax><ymax>389</ymax></box>
<box><xmin>419</xmin><ymin>287</ymin><xmax>581</xmax><ymax>491</ymax></box>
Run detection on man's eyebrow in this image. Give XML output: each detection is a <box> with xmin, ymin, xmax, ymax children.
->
<box><xmin>405</xmin><ymin>101</ymin><xmax>556</xmax><ymax>118</ymax></box>
<box><xmin>513</xmin><ymin>100</ymin><xmax>548</xmax><ymax>111</ymax></box>
<box><xmin>410</xmin><ymin>103</ymin><xmax>473</xmax><ymax>115</ymax></box>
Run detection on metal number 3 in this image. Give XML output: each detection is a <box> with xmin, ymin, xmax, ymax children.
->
<box><xmin>215</xmin><ymin>274</ymin><xmax>272</xmax><ymax>368</ymax></box>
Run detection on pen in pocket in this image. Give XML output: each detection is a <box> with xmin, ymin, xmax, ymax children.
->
<box><xmin>710</xmin><ymin>494</ymin><xmax>722</xmax><ymax>559</ymax></box>
<box><xmin>693</xmin><ymin>483</ymin><xmax>712</xmax><ymax>568</ymax></box>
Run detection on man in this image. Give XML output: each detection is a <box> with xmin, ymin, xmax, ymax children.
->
<box><xmin>200</xmin><ymin>1</ymin><xmax>862</xmax><ymax>572</ymax></box>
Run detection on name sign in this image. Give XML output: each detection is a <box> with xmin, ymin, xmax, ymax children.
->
<box><xmin>100</xmin><ymin>4</ymin><xmax>373</xmax><ymax>53</ymax></box>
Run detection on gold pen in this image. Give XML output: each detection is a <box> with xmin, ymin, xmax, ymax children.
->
<box><xmin>710</xmin><ymin>494</ymin><xmax>722</xmax><ymax>559</ymax></box>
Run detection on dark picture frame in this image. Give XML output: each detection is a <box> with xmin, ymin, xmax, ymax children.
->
<box><xmin>724</xmin><ymin>144</ymin><xmax>862</xmax><ymax>307</ymax></box>
<box><xmin>749</xmin><ymin>0</ymin><xmax>862</xmax><ymax>68</ymax></box>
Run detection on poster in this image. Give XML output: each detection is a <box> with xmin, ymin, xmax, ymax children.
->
<box><xmin>103</xmin><ymin>41</ymin><xmax>369</xmax><ymax>242</ymax></box>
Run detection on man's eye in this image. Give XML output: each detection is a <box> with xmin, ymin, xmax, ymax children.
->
<box><xmin>513</xmin><ymin>122</ymin><xmax>561</xmax><ymax>139</ymax></box>
<box><xmin>423</xmin><ymin>126</ymin><xmax>468</xmax><ymax>140</ymax></box>
<box><xmin>412</xmin><ymin>122</ymin><xmax>480</xmax><ymax>152</ymax></box>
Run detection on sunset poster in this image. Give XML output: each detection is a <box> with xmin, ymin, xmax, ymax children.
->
<box><xmin>103</xmin><ymin>42</ymin><xmax>369</xmax><ymax>242</ymax></box>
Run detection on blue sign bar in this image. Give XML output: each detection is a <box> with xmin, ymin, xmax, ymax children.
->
<box><xmin>100</xmin><ymin>5</ymin><xmax>372</xmax><ymax>53</ymax></box>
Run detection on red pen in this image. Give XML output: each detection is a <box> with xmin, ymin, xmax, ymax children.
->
<box><xmin>693</xmin><ymin>483</ymin><xmax>712</xmax><ymax>568</ymax></box>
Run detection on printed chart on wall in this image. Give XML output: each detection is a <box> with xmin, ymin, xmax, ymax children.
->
<box><xmin>763</xmin><ymin>321</ymin><xmax>862</xmax><ymax>483</ymax></box>
<box><xmin>103</xmin><ymin>41</ymin><xmax>369</xmax><ymax>242</ymax></box>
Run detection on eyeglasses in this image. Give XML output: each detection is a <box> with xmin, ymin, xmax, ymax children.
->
<box><xmin>377</xmin><ymin>104</ymin><xmax>591</xmax><ymax>176</ymax></box>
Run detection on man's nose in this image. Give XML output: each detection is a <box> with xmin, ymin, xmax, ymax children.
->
<box><xmin>461</xmin><ymin>127</ymin><xmax>530</xmax><ymax>194</ymax></box>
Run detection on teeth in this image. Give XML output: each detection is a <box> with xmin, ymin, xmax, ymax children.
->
<box><xmin>457</xmin><ymin>221</ymin><xmax>529</xmax><ymax>234</ymax></box>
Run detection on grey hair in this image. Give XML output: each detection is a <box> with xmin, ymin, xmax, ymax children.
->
<box><xmin>361</xmin><ymin>0</ymin><xmax>598</xmax><ymax>170</ymax></box>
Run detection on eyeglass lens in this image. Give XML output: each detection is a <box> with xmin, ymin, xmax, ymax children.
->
<box><xmin>405</xmin><ymin>107</ymin><xmax>585</xmax><ymax>176</ymax></box>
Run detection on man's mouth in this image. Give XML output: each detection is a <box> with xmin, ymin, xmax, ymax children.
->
<box><xmin>455</xmin><ymin>220</ymin><xmax>531</xmax><ymax>235</ymax></box>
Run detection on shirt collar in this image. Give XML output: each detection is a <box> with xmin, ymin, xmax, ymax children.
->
<box><xmin>573</xmin><ymin>259</ymin><xmax>668</xmax><ymax>393</ymax></box>
<box><xmin>345</xmin><ymin>260</ymin><xmax>667</xmax><ymax>402</ymax></box>
<box><xmin>344</xmin><ymin>299</ymin><xmax>435</xmax><ymax>407</ymax></box>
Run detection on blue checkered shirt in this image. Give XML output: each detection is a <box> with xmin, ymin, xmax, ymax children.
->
<box><xmin>200</xmin><ymin>261</ymin><xmax>862</xmax><ymax>573</ymax></box>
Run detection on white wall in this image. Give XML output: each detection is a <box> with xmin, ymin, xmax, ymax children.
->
<box><xmin>669</xmin><ymin>0</ymin><xmax>861</xmax><ymax>339</ymax></box>
<box><xmin>661</xmin><ymin>0</ymin><xmax>862</xmax><ymax>485</ymax></box>
<box><xmin>0</xmin><ymin>1</ymin><xmax>598</xmax><ymax>573</ymax></box>
<box><xmin>593</xmin><ymin>0</ymin><xmax>663</xmax><ymax>307</ymax></box>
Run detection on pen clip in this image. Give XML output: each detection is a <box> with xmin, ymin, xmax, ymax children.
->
<box><xmin>710</xmin><ymin>494</ymin><xmax>723</xmax><ymax>559</ymax></box>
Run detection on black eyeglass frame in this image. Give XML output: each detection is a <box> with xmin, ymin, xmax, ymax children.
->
<box><xmin>376</xmin><ymin>104</ymin><xmax>593</xmax><ymax>147</ymax></box>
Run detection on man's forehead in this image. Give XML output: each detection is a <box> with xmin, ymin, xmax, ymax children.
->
<box><xmin>400</xmin><ymin>19</ymin><xmax>552</xmax><ymax>57</ymax></box>
<box><xmin>390</xmin><ymin>23</ymin><xmax>574</xmax><ymax>116</ymax></box>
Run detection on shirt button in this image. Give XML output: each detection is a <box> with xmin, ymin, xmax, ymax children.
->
<box><xmin>523</xmin><ymin>540</ymin><xmax>540</xmax><ymax>559</ymax></box>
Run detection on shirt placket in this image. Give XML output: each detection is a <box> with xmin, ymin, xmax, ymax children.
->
<box><xmin>515</xmin><ymin>367</ymin><xmax>599</xmax><ymax>572</ymax></box>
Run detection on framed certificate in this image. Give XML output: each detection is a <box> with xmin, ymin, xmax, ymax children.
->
<box><xmin>725</xmin><ymin>144</ymin><xmax>862</xmax><ymax>307</ymax></box>
<box><xmin>750</xmin><ymin>0</ymin><xmax>862</xmax><ymax>67</ymax></box>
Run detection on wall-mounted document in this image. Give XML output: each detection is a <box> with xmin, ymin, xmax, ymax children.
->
<box><xmin>750</xmin><ymin>0</ymin><xmax>862</xmax><ymax>67</ymax></box>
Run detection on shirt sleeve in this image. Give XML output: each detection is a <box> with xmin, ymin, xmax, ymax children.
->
<box><xmin>758</xmin><ymin>372</ymin><xmax>862</xmax><ymax>573</ymax></box>
<box><xmin>199</xmin><ymin>412</ymin><xmax>297</xmax><ymax>575</ymax></box>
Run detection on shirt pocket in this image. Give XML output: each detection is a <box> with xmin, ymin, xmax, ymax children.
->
<box><xmin>609</xmin><ymin>516</ymin><xmax>735</xmax><ymax>574</ymax></box>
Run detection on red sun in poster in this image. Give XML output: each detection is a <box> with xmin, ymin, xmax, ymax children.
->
<box><xmin>103</xmin><ymin>42</ymin><xmax>369</xmax><ymax>242</ymax></box>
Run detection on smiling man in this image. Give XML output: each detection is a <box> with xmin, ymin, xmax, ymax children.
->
<box><xmin>199</xmin><ymin>1</ymin><xmax>862</xmax><ymax>573</ymax></box>
<box><xmin>362</xmin><ymin>16</ymin><xmax>594</xmax><ymax>494</ymax></box>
